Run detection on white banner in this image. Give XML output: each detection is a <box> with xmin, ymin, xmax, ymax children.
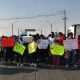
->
<box><xmin>22</xmin><ymin>36</ymin><xmax>33</xmax><ymax>43</ymax></box>
<box><xmin>38</xmin><ymin>39</ymin><xmax>49</xmax><ymax>49</ymax></box>
<box><xmin>63</xmin><ymin>39</ymin><xmax>78</xmax><ymax>50</ymax></box>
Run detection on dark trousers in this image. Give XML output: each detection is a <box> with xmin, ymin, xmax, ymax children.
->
<box><xmin>65</xmin><ymin>50</ymin><xmax>76</xmax><ymax>66</ymax></box>
<box><xmin>5</xmin><ymin>47</ymin><xmax>14</xmax><ymax>62</ymax></box>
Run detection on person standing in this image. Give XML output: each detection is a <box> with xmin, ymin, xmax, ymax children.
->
<box><xmin>64</xmin><ymin>32</ymin><xmax>77</xmax><ymax>67</ymax></box>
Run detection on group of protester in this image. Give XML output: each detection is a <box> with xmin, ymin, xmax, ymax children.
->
<box><xmin>0</xmin><ymin>32</ymin><xmax>80</xmax><ymax>68</ymax></box>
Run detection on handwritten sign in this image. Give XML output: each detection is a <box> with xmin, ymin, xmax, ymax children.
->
<box><xmin>28</xmin><ymin>41</ymin><xmax>37</xmax><ymax>54</ymax></box>
<box><xmin>50</xmin><ymin>44</ymin><xmax>64</xmax><ymax>56</ymax></box>
<box><xmin>22</xmin><ymin>36</ymin><xmax>33</xmax><ymax>43</ymax></box>
<box><xmin>2</xmin><ymin>37</ymin><xmax>15</xmax><ymax>48</ymax></box>
<box><xmin>63</xmin><ymin>39</ymin><xmax>78</xmax><ymax>50</ymax></box>
<box><xmin>13</xmin><ymin>43</ymin><xmax>25</xmax><ymax>55</ymax></box>
<box><xmin>38</xmin><ymin>39</ymin><xmax>49</xmax><ymax>49</ymax></box>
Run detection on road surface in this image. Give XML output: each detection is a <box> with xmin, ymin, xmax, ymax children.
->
<box><xmin>0</xmin><ymin>64</ymin><xmax>80</xmax><ymax>80</ymax></box>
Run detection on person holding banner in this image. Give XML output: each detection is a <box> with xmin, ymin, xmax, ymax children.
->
<box><xmin>37</xmin><ymin>35</ymin><xmax>49</xmax><ymax>64</ymax></box>
<box><xmin>14</xmin><ymin>36</ymin><xmax>24</xmax><ymax>67</ymax></box>
<box><xmin>57</xmin><ymin>32</ymin><xmax>65</xmax><ymax>66</ymax></box>
<box><xmin>48</xmin><ymin>32</ymin><xmax>55</xmax><ymax>45</ymax></box>
<box><xmin>48</xmin><ymin>33</ymin><xmax>54</xmax><ymax>64</ymax></box>
<box><xmin>51</xmin><ymin>39</ymin><xmax>63</xmax><ymax>68</ymax></box>
<box><xmin>0</xmin><ymin>38</ymin><xmax>3</xmax><ymax>62</ymax></box>
<box><xmin>64</xmin><ymin>32</ymin><xmax>77</xmax><ymax>67</ymax></box>
<box><xmin>2</xmin><ymin>36</ymin><xmax>15</xmax><ymax>64</ymax></box>
<box><xmin>22</xmin><ymin>35</ymin><xmax>34</xmax><ymax>64</ymax></box>
<box><xmin>28</xmin><ymin>35</ymin><xmax>38</xmax><ymax>65</ymax></box>
<box><xmin>76</xmin><ymin>35</ymin><xmax>80</xmax><ymax>66</ymax></box>
<box><xmin>57</xmin><ymin>32</ymin><xmax>65</xmax><ymax>45</ymax></box>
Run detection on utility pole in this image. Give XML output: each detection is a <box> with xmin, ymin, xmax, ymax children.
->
<box><xmin>63</xmin><ymin>10</ymin><xmax>67</xmax><ymax>36</ymax></box>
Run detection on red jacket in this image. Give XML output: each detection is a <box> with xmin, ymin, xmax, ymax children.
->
<box><xmin>58</xmin><ymin>35</ymin><xmax>64</xmax><ymax>42</ymax></box>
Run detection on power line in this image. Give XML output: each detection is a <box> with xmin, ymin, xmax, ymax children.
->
<box><xmin>0</xmin><ymin>27</ymin><xmax>18</xmax><ymax>29</ymax></box>
<box><xmin>0</xmin><ymin>10</ymin><xmax>67</xmax><ymax>35</ymax></box>
<box><xmin>0</xmin><ymin>12</ymin><xmax>63</xmax><ymax>21</ymax></box>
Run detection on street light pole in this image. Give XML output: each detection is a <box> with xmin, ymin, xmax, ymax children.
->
<box><xmin>51</xmin><ymin>23</ymin><xmax>52</xmax><ymax>32</ymax></box>
<box><xmin>41</xmin><ymin>29</ymin><xmax>42</xmax><ymax>35</ymax></box>
<box><xmin>18</xmin><ymin>28</ymin><xmax>19</xmax><ymax>36</ymax></box>
<box><xmin>46</xmin><ymin>21</ymin><xmax>53</xmax><ymax>33</ymax></box>
<box><xmin>12</xmin><ymin>21</ymin><xmax>18</xmax><ymax>36</ymax></box>
<box><xmin>12</xmin><ymin>23</ymin><xmax>13</xmax><ymax>36</ymax></box>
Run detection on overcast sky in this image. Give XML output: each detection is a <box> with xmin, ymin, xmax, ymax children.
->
<box><xmin>0</xmin><ymin>0</ymin><xmax>80</xmax><ymax>36</ymax></box>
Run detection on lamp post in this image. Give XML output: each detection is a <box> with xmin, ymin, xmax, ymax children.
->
<box><xmin>18</xmin><ymin>28</ymin><xmax>20</xmax><ymax>36</ymax></box>
<box><xmin>46</xmin><ymin>21</ymin><xmax>52</xmax><ymax>33</ymax></box>
<box><xmin>12</xmin><ymin>23</ymin><xmax>13</xmax><ymax>36</ymax></box>
<box><xmin>12</xmin><ymin>21</ymin><xmax>18</xmax><ymax>36</ymax></box>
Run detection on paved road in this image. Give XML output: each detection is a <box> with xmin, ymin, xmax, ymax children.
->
<box><xmin>0</xmin><ymin>64</ymin><xmax>80</xmax><ymax>80</ymax></box>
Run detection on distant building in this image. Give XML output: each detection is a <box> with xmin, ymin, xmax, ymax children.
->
<box><xmin>68</xmin><ymin>24</ymin><xmax>80</xmax><ymax>37</ymax></box>
<box><xmin>21</xmin><ymin>29</ymin><xmax>36</xmax><ymax>36</ymax></box>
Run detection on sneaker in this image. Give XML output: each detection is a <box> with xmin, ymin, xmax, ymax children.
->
<box><xmin>20</xmin><ymin>64</ymin><xmax>23</xmax><ymax>67</ymax></box>
<box><xmin>34</xmin><ymin>63</ymin><xmax>37</xmax><ymax>67</ymax></box>
<box><xmin>30</xmin><ymin>63</ymin><xmax>34</xmax><ymax>66</ymax></box>
<box><xmin>65</xmin><ymin>65</ymin><xmax>69</xmax><ymax>68</ymax></box>
<box><xmin>17</xmin><ymin>63</ymin><xmax>20</xmax><ymax>66</ymax></box>
<box><xmin>73</xmin><ymin>65</ymin><xmax>77</xmax><ymax>68</ymax></box>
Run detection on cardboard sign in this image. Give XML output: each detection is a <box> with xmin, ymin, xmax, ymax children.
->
<box><xmin>50</xmin><ymin>44</ymin><xmax>64</xmax><ymax>56</ymax></box>
<box><xmin>63</xmin><ymin>39</ymin><xmax>78</xmax><ymax>50</ymax></box>
<box><xmin>22</xmin><ymin>36</ymin><xmax>33</xmax><ymax>43</ymax></box>
<box><xmin>2</xmin><ymin>37</ymin><xmax>15</xmax><ymax>48</ymax></box>
<box><xmin>28</xmin><ymin>41</ymin><xmax>37</xmax><ymax>54</ymax></box>
<box><xmin>38</xmin><ymin>39</ymin><xmax>49</xmax><ymax>49</ymax></box>
<box><xmin>13</xmin><ymin>43</ymin><xmax>25</xmax><ymax>55</ymax></box>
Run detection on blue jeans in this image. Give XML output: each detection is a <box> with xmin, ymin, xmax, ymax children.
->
<box><xmin>66</xmin><ymin>50</ymin><xmax>76</xmax><ymax>66</ymax></box>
